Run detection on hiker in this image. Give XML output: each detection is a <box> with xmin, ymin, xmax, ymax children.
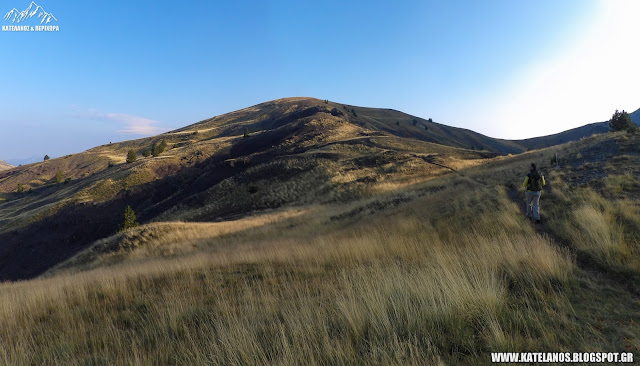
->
<box><xmin>523</xmin><ymin>163</ymin><xmax>545</xmax><ymax>223</ymax></box>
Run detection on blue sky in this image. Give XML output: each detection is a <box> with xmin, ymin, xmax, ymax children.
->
<box><xmin>1</xmin><ymin>0</ymin><xmax>639</xmax><ymax>165</ymax></box>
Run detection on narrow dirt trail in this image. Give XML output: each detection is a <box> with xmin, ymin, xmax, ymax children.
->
<box><xmin>506</xmin><ymin>184</ymin><xmax>639</xmax><ymax>296</ymax></box>
<box><xmin>504</xmin><ymin>183</ymin><xmax>640</xmax><ymax>352</ymax></box>
<box><xmin>448</xmin><ymin>135</ymin><xmax>640</xmax><ymax>352</ymax></box>
<box><xmin>410</xmin><ymin>154</ymin><xmax>461</xmax><ymax>174</ymax></box>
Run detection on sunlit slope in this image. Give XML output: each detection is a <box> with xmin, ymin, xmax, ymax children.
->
<box><xmin>2</xmin><ymin>130</ymin><xmax>639</xmax><ymax>365</ymax></box>
<box><xmin>1</xmin><ymin>97</ymin><xmax>636</xmax><ymax>281</ymax></box>
<box><xmin>0</xmin><ymin>97</ymin><xmax>494</xmax><ymax>281</ymax></box>
<box><xmin>0</xmin><ymin>160</ymin><xmax>13</xmax><ymax>171</ymax></box>
<box><xmin>52</xmin><ymin>129</ymin><xmax>640</xmax><ymax>280</ymax></box>
<box><xmin>173</xmin><ymin>98</ymin><xmax>526</xmax><ymax>153</ymax></box>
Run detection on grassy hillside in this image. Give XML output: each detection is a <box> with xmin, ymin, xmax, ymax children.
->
<box><xmin>1</xmin><ymin>120</ymin><xmax>639</xmax><ymax>364</ymax></box>
<box><xmin>0</xmin><ymin>97</ymin><xmax>497</xmax><ymax>280</ymax></box>
<box><xmin>512</xmin><ymin>122</ymin><xmax>609</xmax><ymax>150</ymax></box>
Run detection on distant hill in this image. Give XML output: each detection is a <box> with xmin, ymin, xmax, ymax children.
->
<box><xmin>512</xmin><ymin>107</ymin><xmax>640</xmax><ymax>151</ymax></box>
<box><xmin>0</xmin><ymin>97</ymin><xmax>637</xmax><ymax>280</ymax></box>
<box><xmin>511</xmin><ymin>122</ymin><xmax>610</xmax><ymax>151</ymax></box>
<box><xmin>172</xmin><ymin>99</ymin><xmax>526</xmax><ymax>154</ymax></box>
<box><xmin>177</xmin><ymin>100</ymin><xmax>637</xmax><ymax>155</ymax></box>
<box><xmin>0</xmin><ymin>97</ymin><xmax>498</xmax><ymax>280</ymax></box>
<box><xmin>0</xmin><ymin>160</ymin><xmax>14</xmax><ymax>171</ymax></box>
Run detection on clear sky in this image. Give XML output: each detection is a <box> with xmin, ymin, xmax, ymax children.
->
<box><xmin>1</xmin><ymin>0</ymin><xmax>639</xmax><ymax>165</ymax></box>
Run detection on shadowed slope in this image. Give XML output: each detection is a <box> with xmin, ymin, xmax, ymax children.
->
<box><xmin>0</xmin><ymin>97</ymin><xmax>493</xmax><ymax>281</ymax></box>
<box><xmin>3</xmin><ymin>131</ymin><xmax>639</xmax><ymax>365</ymax></box>
<box><xmin>1</xmin><ymin>97</ymin><xmax>637</xmax><ymax>281</ymax></box>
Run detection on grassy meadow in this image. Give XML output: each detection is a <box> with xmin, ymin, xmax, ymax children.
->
<box><xmin>1</xmin><ymin>127</ymin><xmax>639</xmax><ymax>364</ymax></box>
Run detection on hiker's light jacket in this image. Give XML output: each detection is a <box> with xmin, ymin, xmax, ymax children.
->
<box><xmin>523</xmin><ymin>171</ymin><xmax>546</xmax><ymax>192</ymax></box>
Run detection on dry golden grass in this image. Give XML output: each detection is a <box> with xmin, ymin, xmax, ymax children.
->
<box><xmin>48</xmin><ymin>209</ymin><xmax>311</xmax><ymax>274</ymax></box>
<box><xmin>0</xmin><ymin>182</ymin><xmax>588</xmax><ymax>365</ymax></box>
<box><xmin>546</xmin><ymin>185</ymin><xmax>640</xmax><ymax>275</ymax></box>
<box><xmin>530</xmin><ymin>134</ymin><xmax>640</xmax><ymax>277</ymax></box>
<box><xmin>1</xmin><ymin>123</ymin><xmax>639</xmax><ymax>364</ymax></box>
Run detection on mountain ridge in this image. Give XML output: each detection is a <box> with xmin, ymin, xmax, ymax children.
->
<box><xmin>513</xmin><ymin>108</ymin><xmax>639</xmax><ymax>150</ymax></box>
<box><xmin>5</xmin><ymin>98</ymin><xmax>638</xmax><ymax>169</ymax></box>
<box><xmin>173</xmin><ymin>97</ymin><xmax>640</xmax><ymax>154</ymax></box>
<box><xmin>0</xmin><ymin>97</ymin><xmax>638</xmax><ymax>280</ymax></box>
<box><xmin>0</xmin><ymin>97</ymin><xmax>496</xmax><ymax>280</ymax></box>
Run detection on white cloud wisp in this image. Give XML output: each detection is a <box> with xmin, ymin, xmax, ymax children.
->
<box><xmin>73</xmin><ymin>109</ymin><xmax>168</xmax><ymax>135</ymax></box>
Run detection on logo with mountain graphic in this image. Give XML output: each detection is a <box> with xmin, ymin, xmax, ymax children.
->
<box><xmin>3</xmin><ymin>1</ymin><xmax>59</xmax><ymax>32</ymax></box>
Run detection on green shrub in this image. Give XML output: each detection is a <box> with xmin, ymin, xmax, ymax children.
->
<box><xmin>609</xmin><ymin>110</ymin><xmax>635</xmax><ymax>132</ymax></box>
<box><xmin>54</xmin><ymin>171</ymin><xmax>64</xmax><ymax>184</ymax></box>
<box><xmin>44</xmin><ymin>155</ymin><xmax>50</xmax><ymax>161</ymax></box>
<box><xmin>152</xmin><ymin>140</ymin><xmax>168</xmax><ymax>156</ymax></box>
<box><xmin>126</xmin><ymin>150</ymin><xmax>137</xmax><ymax>163</ymax></box>
<box><xmin>119</xmin><ymin>205</ymin><xmax>139</xmax><ymax>232</ymax></box>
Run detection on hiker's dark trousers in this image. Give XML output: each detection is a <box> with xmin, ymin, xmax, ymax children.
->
<box><xmin>526</xmin><ymin>191</ymin><xmax>541</xmax><ymax>220</ymax></box>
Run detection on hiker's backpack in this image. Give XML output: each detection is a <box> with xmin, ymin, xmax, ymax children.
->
<box><xmin>528</xmin><ymin>170</ymin><xmax>542</xmax><ymax>191</ymax></box>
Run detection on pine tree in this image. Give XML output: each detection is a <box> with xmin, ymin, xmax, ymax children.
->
<box><xmin>609</xmin><ymin>110</ymin><xmax>635</xmax><ymax>132</ymax></box>
<box><xmin>54</xmin><ymin>171</ymin><xmax>64</xmax><ymax>183</ymax></box>
<box><xmin>119</xmin><ymin>205</ymin><xmax>139</xmax><ymax>232</ymax></box>
<box><xmin>152</xmin><ymin>140</ymin><xmax>168</xmax><ymax>156</ymax></box>
<box><xmin>44</xmin><ymin>155</ymin><xmax>50</xmax><ymax>161</ymax></box>
<box><xmin>126</xmin><ymin>150</ymin><xmax>137</xmax><ymax>163</ymax></box>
